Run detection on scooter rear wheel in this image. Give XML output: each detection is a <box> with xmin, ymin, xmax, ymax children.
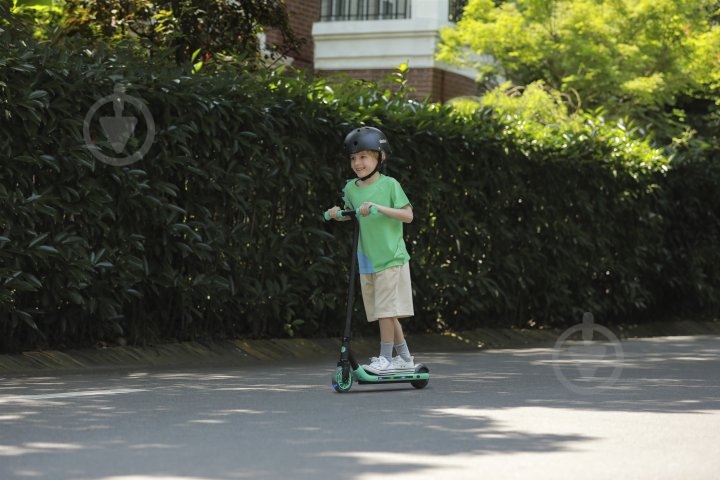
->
<box><xmin>332</xmin><ymin>366</ymin><xmax>353</xmax><ymax>393</ymax></box>
<box><xmin>411</xmin><ymin>365</ymin><xmax>429</xmax><ymax>389</ymax></box>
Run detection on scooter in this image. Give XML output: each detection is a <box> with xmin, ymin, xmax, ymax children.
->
<box><xmin>324</xmin><ymin>206</ymin><xmax>430</xmax><ymax>393</ymax></box>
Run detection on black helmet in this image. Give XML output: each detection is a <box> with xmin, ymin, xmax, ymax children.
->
<box><xmin>343</xmin><ymin>126</ymin><xmax>391</xmax><ymax>157</ymax></box>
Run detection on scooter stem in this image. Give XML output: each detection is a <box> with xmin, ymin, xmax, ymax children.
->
<box><xmin>343</xmin><ymin>218</ymin><xmax>360</xmax><ymax>341</ymax></box>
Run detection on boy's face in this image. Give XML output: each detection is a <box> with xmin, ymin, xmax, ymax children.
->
<box><xmin>350</xmin><ymin>150</ymin><xmax>379</xmax><ymax>178</ymax></box>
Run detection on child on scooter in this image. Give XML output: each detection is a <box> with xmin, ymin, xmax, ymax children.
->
<box><xmin>326</xmin><ymin>126</ymin><xmax>416</xmax><ymax>374</ymax></box>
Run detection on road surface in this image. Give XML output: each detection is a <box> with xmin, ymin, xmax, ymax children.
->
<box><xmin>1</xmin><ymin>335</ymin><xmax>719</xmax><ymax>480</ymax></box>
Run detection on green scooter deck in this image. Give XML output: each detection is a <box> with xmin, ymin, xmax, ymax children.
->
<box><xmin>355</xmin><ymin>365</ymin><xmax>430</xmax><ymax>384</ymax></box>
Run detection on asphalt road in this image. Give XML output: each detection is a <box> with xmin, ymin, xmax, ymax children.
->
<box><xmin>1</xmin><ymin>335</ymin><xmax>719</xmax><ymax>480</ymax></box>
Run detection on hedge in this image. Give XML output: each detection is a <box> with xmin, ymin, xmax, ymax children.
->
<box><xmin>1</xmin><ymin>37</ymin><xmax>718</xmax><ymax>352</ymax></box>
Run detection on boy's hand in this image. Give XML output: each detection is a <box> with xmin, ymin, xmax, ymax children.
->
<box><xmin>359</xmin><ymin>202</ymin><xmax>380</xmax><ymax>217</ymax></box>
<box><xmin>327</xmin><ymin>206</ymin><xmax>342</xmax><ymax>221</ymax></box>
<box><xmin>359</xmin><ymin>202</ymin><xmax>376</xmax><ymax>216</ymax></box>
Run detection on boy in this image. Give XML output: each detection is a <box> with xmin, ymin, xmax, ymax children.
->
<box><xmin>326</xmin><ymin>126</ymin><xmax>416</xmax><ymax>374</ymax></box>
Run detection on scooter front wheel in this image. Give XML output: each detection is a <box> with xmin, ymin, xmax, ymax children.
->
<box><xmin>332</xmin><ymin>366</ymin><xmax>353</xmax><ymax>393</ymax></box>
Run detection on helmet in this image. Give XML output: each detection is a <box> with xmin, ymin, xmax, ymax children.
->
<box><xmin>343</xmin><ymin>126</ymin><xmax>391</xmax><ymax>158</ymax></box>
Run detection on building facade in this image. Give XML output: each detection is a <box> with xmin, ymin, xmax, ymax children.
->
<box><xmin>267</xmin><ymin>0</ymin><xmax>476</xmax><ymax>103</ymax></box>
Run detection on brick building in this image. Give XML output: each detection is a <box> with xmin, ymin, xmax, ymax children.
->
<box><xmin>266</xmin><ymin>0</ymin><xmax>476</xmax><ymax>103</ymax></box>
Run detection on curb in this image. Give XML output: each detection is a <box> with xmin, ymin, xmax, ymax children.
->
<box><xmin>1</xmin><ymin>320</ymin><xmax>718</xmax><ymax>375</ymax></box>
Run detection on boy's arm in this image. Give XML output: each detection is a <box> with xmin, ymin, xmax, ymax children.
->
<box><xmin>359</xmin><ymin>203</ymin><xmax>413</xmax><ymax>223</ymax></box>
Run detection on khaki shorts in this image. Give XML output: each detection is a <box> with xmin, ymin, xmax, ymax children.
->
<box><xmin>359</xmin><ymin>262</ymin><xmax>414</xmax><ymax>322</ymax></box>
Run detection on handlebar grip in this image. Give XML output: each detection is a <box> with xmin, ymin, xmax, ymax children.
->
<box><xmin>323</xmin><ymin>210</ymin><xmax>343</xmax><ymax>221</ymax></box>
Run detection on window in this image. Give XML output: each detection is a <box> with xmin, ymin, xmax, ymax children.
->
<box><xmin>319</xmin><ymin>0</ymin><xmax>411</xmax><ymax>21</ymax></box>
<box><xmin>449</xmin><ymin>0</ymin><xmax>468</xmax><ymax>22</ymax></box>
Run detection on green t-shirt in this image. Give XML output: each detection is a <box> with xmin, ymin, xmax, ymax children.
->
<box><xmin>343</xmin><ymin>174</ymin><xmax>411</xmax><ymax>274</ymax></box>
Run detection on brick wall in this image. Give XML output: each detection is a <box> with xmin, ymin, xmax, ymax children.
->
<box><xmin>431</xmin><ymin>69</ymin><xmax>478</xmax><ymax>102</ymax></box>
<box><xmin>317</xmin><ymin>67</ymin><xmax>477</xmax><ymax>103</ymax></box>
<box><xmin>265</xmin><ymin>0</ymin><xmax>319</xmax><ymax>70</ymax></box>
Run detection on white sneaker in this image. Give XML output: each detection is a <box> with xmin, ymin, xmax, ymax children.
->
<box><xmin>364</xmin><ymin>356</ymin><xmax>394</xmax><ymax>374</ymax></box>
<box><xmin>368</xmin><ymin>356</ymin><xmax>415</xmax><ymax>371</ymax></box>
<box><xmin>393</xmin><ymin>355</ymin><xmax>415</xmax><ymax>371</ymax></box>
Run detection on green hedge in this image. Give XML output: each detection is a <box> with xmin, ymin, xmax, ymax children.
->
<box><xmin>1</xmin><ymin>38</ymin><xmax>718</xmax><ymax>352</ymax></box>
<box><xmin>658</xmin><ymin>158</ymin><xmax>720</xmax><ymax>316</ymax></box>
<box><xmin>381</xmin><ymin>110</ymin><xmax>671</xmax><ymax>330</ymax></box>
<box><xmin>0</xmin><ymin>41</ymin><xmax>351</xmax><ymax>351</ymax></box>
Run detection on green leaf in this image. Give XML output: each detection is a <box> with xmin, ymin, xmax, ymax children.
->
<box><xmin>28</xmin><ymin>233</ymin><xmax>49</xmax><ymax>248</ymax></box>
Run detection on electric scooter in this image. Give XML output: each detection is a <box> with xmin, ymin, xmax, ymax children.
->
<box><xmin>324</xmin><ymin>206</ymin><xmax>430</xmax><ymax>393</ymax></box>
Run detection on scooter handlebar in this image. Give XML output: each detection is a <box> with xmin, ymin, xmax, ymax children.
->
<box><xmin>323</xmin><ymin>205</ymin><xmax>378</xmax><ymax>221</ymax></box>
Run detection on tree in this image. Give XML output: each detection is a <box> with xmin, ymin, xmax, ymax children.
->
<box><xmin>58</xmin><ymin>0</ymin><xmax>303</xmax><ymax>69</ymax></box>
<box><xmin>438</xmin><ymin>0</ymin><xmax>720</xmax><ymax>147</ymax></box>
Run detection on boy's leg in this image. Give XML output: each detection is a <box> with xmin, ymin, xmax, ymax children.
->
<box><xmin>393</xmin><ymin>320</ymin><xmax>413</xmax><ymax>364</ymax></box>
<box><xmin>392</xmin><ymin>318</ymin><xmax>405</xmax><ymax>344</ymax></box>
<box><xmin>379</xmin><ymin>317</ymin><xmax>397</xmax><ymax>343</ymax></box>
<box><xmin>362</xmin><ymin>264</ymin><xmax>415</xmax><ymax>373</ymax></box>
<box><xmin>386</xmin><ymin>318</ymin><xmax>413</xmax><ymax>366</ymax></box>
<box><xmin>361</xmin><ymin>317</ymin><xmax>394</xmax><ymax>374</ymax></box>
<box><xmin>378</xmin><ymin>317</ymin><xmax>396</xmax><ymax>362</ymax></box>
<box><xmin>367</xmin><ymin>318</ymin><xmax>414</xmax><ymax>373</ymax></box>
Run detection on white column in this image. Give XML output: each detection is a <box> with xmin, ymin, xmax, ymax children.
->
<box><xmin>412</xmin><ymin>0</ymin><xmax>450</xmax><ymax>22</ymax></box>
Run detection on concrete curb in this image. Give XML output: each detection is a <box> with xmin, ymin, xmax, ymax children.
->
<box><xmin>1</xmin><ymin>320</ymin><xmax>718</xmax><ymax>375</ymax></box>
